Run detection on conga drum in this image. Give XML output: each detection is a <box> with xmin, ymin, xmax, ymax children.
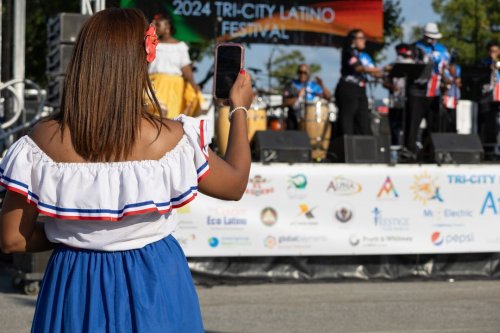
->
<box><xmin>247</xmin><ymin>98</ymin><xmax>267</xmax><ymax>142</ymax></box>
<box><xmin>300</xmin><ymin>99</ymin><xmax>332</xmax><ymax>161</ymax></box>
<box><xmin>216</xmin><ymin>99</ymin><xmax>268</xmax><ymax>156</ymax></box>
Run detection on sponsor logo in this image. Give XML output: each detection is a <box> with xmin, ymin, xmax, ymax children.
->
<box><xmin>480</xmin><ymin>191</ymin><xmax>500</xmax><ymax>215</ymax></box>
<box><xmin>431</xmin><ymin>231</ymin><xmax>444</xmax><ymax>246</ymax></box>
<box><xmin>287</xmin><ymin>174</ymin><xmax>308</xmax><ymax>199</ymax></box>
<box><xmin>265</xmin><ymin>235</ymin><xmax>328</xmax><ymax>249</ymax></box>
<box><xmin>377</xmin><ymin>176</ymin><xmax>399</xmax><ymax>199</ymax></box>
<box><xmin>261</xmin><ymin>207</ymin><xmax>278</xmax><ymax>226</ymax></box>
<box><xmin>349</xmin><ymin>234</ymin><xmax>360</xmax><ymax>246</ymax></box>
<box><xmin>209</xmin><ymin>236</ymin><xmax>251</xmax><ymax>248</ymax></box>
<box><xmin>264</xmin><ymin>236</ymin><xmax>277</xmax><ymax>249</ymax></box>
<box><xmin>423</xmin><ymin>208</ymin><xmax>473</xmax><ymax>219</ymax></box>
<box><xmin>326</xmin><ymin>176</ymin><xmax>362</xmax><ymax>195</ymax></box>
<box><xmin>177</xmin><ymin>204</ymin><xmax>191</xmax><ymax>214</ymax></box>
<box><xmin>334</xmin><ymin>203</ymin><xmax>354</xmax><ymax>223</ymax></box>
<box><xmin>349</xmin><ymin>234</ymin><xmax>412</xmax><ymax>247</ymax></box>
<box><xmin>372</xmin><ymin>207</ymin><xmax>409</xmax><ymax>231</ymax></box>
<box><xmin>246</xmin><ymin>175</ymin><xmax>274</xmax><ymax>196</ymax></box>
<box><xmin>431</xmin><ymin>231</ymin><xmax>474</xmax><ymax>246</ymax></box>
<box><xmin>291</xmin><ymin>204</ymin><xmax>318</xmax><ymax>226</ymax></box>
<box><xmin>208</xmin><ymin>237</ymin><xmax>219</xmax><ymax>248</ymax></box>
<box><xmin>206</xmin><ymin>216</ymin><xmax>247</xmax><ymax>227</ymax></box>
<box><xmin>447</xmin><ymin>174</ymin><xmax>497</xmax><ymax>185</ymax></box>
<box><xmin>175</xmin><ymin>233</ymin><xmax>196</xmax><ymax>247</ymax></box>
<box><xmin>297</xmin><ymin>204</ymin><xmax>316</xmax><ymax>219</ymax></box>
<box><xmin>410</xmin><ymin>171</ymin><xmax>444</xmax><ymax>205</ymax></box>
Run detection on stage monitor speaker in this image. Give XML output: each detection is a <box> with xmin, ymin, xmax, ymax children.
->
<box><xmin>253</xmin><ymin>131</ymin><xmax>311</xmax><ymax>163</ymax></box>
<box><xmin>430</xmin><ymin>133</ymin><xmax>483</xmax><ymax>164</ymax></box>
<box><xmin>333</xmin><ymin>135</ymin><xmax>390</xmax><ymax>163</ymax></box>
<box><xmin>47</xmin><ymin>13</ymin><xmax>90</xmax><ymax>46</ymax></box>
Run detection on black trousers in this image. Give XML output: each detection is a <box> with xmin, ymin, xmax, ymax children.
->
<box><xmin>404</xmin><ymin>87</ymin><xmax>440</xmax><ymax>153</ymax></box>
<box><xmin>478</xmin><ymin>94</ymin><xmax>500</xmax><ymax>143</ymax></box>
<box><xmin>441</xmin><ymin>108</ymin><xmax>457</xmax><ymax>133</ymax></box>
<box><xmin>334</xmin><ymin>80</ymin><xmax>371</xmax><ymax>136</ymax></box>
<box><xmin>388</xmin><ymin>107</ymin><xmax>403</xmax><ymax>145</ymax></box>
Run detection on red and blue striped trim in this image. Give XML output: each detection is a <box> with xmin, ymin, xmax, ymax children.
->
<box><xmin>0</xmin><ymin>168</ymin><xmax>200</xmax><ymax>222</ymax></box>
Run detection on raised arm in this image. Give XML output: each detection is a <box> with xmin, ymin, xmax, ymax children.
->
<box><xmin>198</xmin><ymin>70</ymin><xmax>253</xmax><ymax>200</ymax></box>
<box><xmin>0</xmin><ymin>191</ymin><xmax>53</xmax><ymax>253</ymax></box>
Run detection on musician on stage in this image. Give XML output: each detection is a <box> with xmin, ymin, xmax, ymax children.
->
<box><xmin>478</xmin><ymin>41</ymin><xmax>500</xmax><ymax>143</ymax></box>
<box><xmin>335</xmin><ymin>29</ymin><xmax>382</xmax><ymax>136</ymax></box>
<box><xmin>147</xmin><ymin>13</ymin><xmax>204</xmax><ymax>118</ymax></box>
<box><xmin>441</xmin><ymin>49</ymin><xmax>461</xmax><ymax>133</ymax></box>
<box><xmin>405</xmin><ymin>23</ymin><xmax>449</xmax><ymax>154</ymax></box>
<box><xmin>383</xmin><ymin>43</ymin><xmax>415</xmax><ymax>145</ymax></box>
<box><xmin>282</xmin><ymin>64</ymin><xmax>332</xmax><ymax>130</ymax></box>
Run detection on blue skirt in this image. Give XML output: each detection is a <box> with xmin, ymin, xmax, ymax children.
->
<box><xmin>31</xmin><ymin>235</ymin><xmax>204</xmax><ymax>333</ymax></box>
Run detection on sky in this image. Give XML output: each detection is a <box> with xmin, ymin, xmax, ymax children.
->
<box><xmin>193</xmin><ymin>0</ymin><xmax>440</xmax><ymax>100</ymax></box>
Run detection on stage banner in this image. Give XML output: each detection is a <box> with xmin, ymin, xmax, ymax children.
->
<box><xmin>120</xmin><ymin>0</ymin><xmax>383</xmax><ymax>47</ymax></box>
<box><xmin>173</xmin><ymin>163</ymin><xmax>500</xmax><ymax>256</ymax></box>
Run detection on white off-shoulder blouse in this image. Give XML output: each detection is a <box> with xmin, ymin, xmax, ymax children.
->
<box><xmin>0</xmin><ymin>115</ymin><xmax>212</xmax><ymax>251</ymax></box>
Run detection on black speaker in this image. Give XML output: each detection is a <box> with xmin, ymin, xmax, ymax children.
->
<box><xmin>333</xmin><ymin>135</ymin><xmax>390</xmax><ymax>163</ymax></box>
<box><xmin>430</xmin><ymin>133</ymin><xmax>484</xmax><ymax>164</ymax></box>
<box><xmin>253</xmin><ymin>131</ymin><xmax>311</xmax><ymax>163</ymax></box>
<box><xmin>46</xmin><ymin>44</ymin><xmax>74</xmax><ymax>77</ymax></box>
<box><xmin>47</xmin><ymin>13</ymin><xmax>90</xmax><ymax>46</ymax></box>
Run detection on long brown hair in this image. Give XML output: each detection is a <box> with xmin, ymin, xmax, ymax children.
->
<box><xmin>57</xmin><ymin>8</ymin><xmax>161</xmax><ymax>162</ymax></box>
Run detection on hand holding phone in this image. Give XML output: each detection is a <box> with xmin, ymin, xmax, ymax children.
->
<box><xmin>213</xmin><ymin>43</ymin><xmax>244</xmax><ymax>100</ymax></box>
<box><xmin>229</xmin><ymin>70</ymin><xmax>253</xmax><ymax>110</ymax></box>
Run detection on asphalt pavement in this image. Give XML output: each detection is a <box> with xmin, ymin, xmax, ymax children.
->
<box><xmin>1</xmin><ymin>263</ymin><xmax>500</xmax><ymax>333</ymax></box>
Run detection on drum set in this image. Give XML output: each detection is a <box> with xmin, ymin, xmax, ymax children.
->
<box><xmin>216</xmin><ymin>94</ymin><xmax>337</xmax><ymax>162</ymax></box>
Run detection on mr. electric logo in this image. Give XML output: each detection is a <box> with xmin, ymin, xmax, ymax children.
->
<box><xmin>377</xmin><ymin>176</ymin><xmax>399</xmax><ymax>199</ymax></box>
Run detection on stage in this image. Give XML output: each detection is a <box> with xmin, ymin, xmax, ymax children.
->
<box><xmin>173</xmin><ymin>162</ymin><xmax>500</xmax><ymax>257</ymax></box>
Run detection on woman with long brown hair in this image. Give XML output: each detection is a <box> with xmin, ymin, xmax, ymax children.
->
<box><xmin>0</xmin><ymin>8</ymin><xmax>252</xmax><ymax>332</ymax></box>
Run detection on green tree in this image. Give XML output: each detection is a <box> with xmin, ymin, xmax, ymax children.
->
<box><xmin>432</xmin><ymin>0</ymin><xmax>500</xmax><ymax>64</ymax></box>
<box><xmin>268</xmin><ymin>49</ymin><xmax>321</xmax><ymax>92</ymax></box>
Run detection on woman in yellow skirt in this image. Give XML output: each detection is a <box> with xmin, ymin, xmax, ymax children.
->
<box><xmin>148</xmin><ymin>13</ymin><xmax>204</xmax><ymax>118</ymax></box>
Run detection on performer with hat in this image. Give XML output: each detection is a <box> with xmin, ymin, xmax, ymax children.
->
<box><xmin>405</xmin><ymin>22</ymin><xmax>450</xmax><ymax>154</ymax></box>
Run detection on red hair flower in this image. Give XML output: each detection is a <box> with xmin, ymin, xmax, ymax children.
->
<box><xmin>145</xmin><ymin>24</ymin><xmax>158</xmax><ymax>63</ymax></box>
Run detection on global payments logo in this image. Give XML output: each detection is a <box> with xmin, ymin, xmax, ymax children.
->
<box><xmin>208</xmin><ymin>237</ymin><xmax>219</xmax><ymax>248</ymax></box>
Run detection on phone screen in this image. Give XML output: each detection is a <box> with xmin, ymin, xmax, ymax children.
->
<box><xmin>215</xmin><ymin>45</ymin><xmax>243</xmax><ymax>99</ymax></box>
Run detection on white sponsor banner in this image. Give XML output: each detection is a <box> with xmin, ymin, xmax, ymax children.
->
<box><xmin>173</xmin><ymin>163</ymin><xmax>500</xmax><ymax>256</ymax></box>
